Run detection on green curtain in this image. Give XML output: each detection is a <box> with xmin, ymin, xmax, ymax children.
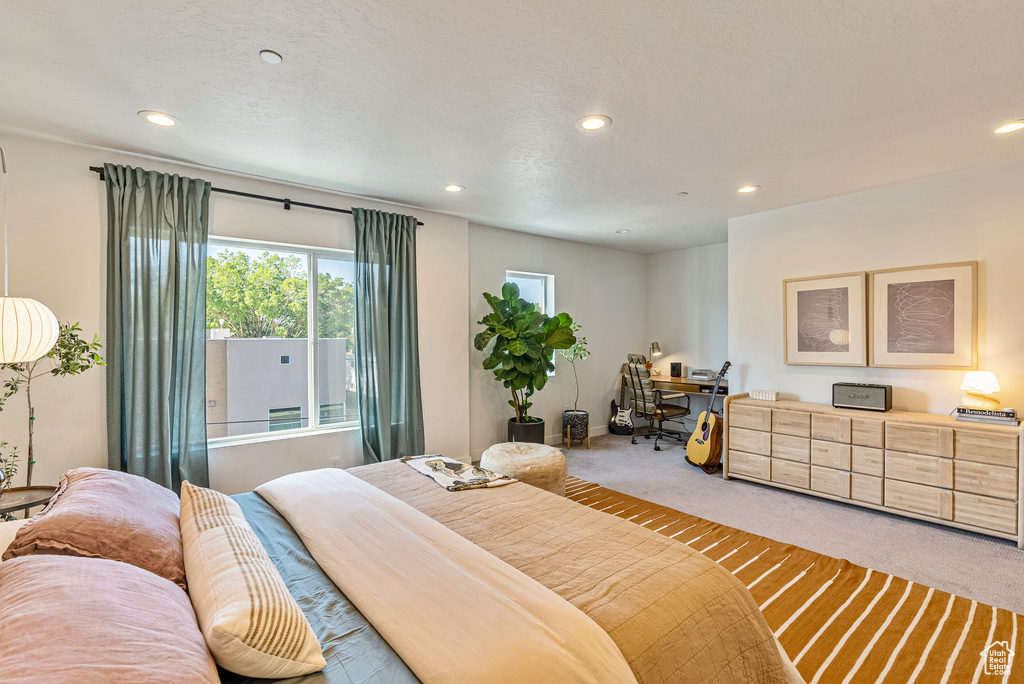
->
<box><xmin>353</xmin><ymin>207</ymin><xmax>424</xmax><ymax>463</ymax></box>
<box><xmin>105</xmin><ymin>164</ymin><xmax>211</xmax><ymax>490</ymax></box>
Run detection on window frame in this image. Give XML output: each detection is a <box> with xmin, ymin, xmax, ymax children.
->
<box><xmin>206</xmin><ymin>235</ymin><xmax>358</xmax><ymax>445</ymax></box>
<box><xmin>505</xmin><ymin>270</ymin><xmax>556</xmax><ymax>376</ymax></box>
<box><xmin>504</xmin><ymin>270</ymin><xmax>554</xmax><ymax>315</ymax></box>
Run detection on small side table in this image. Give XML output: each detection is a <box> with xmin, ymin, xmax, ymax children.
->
<box><xmin>0</xmin><ymin>486</ymin><xmax>57</xmax><ymax>519</ymax></box>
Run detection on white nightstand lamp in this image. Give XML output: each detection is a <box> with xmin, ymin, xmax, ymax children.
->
<box><xmin>960</xmin><ymin>371</ymin><xmax>1001</xmax><ymax>410</ymax></box>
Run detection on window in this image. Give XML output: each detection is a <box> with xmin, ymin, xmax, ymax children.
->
<box><xmin>505</xmin><ymin>270</ymin><xmax>556</xmax><ymax>375</ymax></box>
<box><xmin>505</xmin><ymin>271</ymin><xmax>554</xmax><ymax>315</ymax></box>
<box><xmin>269</xmin><ymin>407</ymin><xmax>301</xmax><ymax>431</ymax></box>
<box><xmin>206</xmin><ymin>237</ymin><xmax>358</xmax><ymax>441</ymax></box>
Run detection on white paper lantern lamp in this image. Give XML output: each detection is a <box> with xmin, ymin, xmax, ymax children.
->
<box><xmin>0</xmin><ymin>297</ymin><xmax>58</xmax><ymax>362</ymax></box>
<box><xmin>0</xmin><ymin>147</ymin><xmax>58</xmax><ymax>363</ymax></box>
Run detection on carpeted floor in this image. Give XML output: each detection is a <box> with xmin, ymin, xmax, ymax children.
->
<box><xmin>563</xmin><ymin>433</ymin><xmax>1024</xmax><ymax>615</ymax></box>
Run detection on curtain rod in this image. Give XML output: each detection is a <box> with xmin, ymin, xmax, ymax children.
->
<box><xmin>87</xmin><ymin>166</ymin><xmax>423</xmax><ymax>226</ymax></box>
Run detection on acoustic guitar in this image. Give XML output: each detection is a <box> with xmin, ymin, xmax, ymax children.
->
<box><xmin>685</xmin><ymin>361</ymin><xmax>731</xmax><ymax>473</ymax></box>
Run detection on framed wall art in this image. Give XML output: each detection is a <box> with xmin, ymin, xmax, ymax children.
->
<box><xmin>783</xmin><ymin>272</ymin><xmax>867</xmax><ymax>366</ymax></box>
<box><xmin>869</xmin><ymin>261</ymin><xmax>977</xmax><ymax>369</ymax></box>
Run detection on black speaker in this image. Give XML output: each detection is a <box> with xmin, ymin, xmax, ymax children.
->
<box><xmin>832</xmin><ymin>383</ymin><xmax>893</xmax><ymax>412</ymax></box>
<box><xmin>670</xmin><ymin>362</ymin><xmax>682</xmax><ymax>378</ymax></box>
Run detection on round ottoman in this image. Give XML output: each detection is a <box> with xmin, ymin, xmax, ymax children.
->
<box><xmin>480</xmin><ymin>442</ymin><xmax>568</xmax><ymax>496</ymax></box>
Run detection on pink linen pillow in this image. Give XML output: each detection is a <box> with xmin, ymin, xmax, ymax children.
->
<box><xmin>1</xmin><ymin>467</ymin><xmax>186</xmax><ymax>588</ymax></box>
<box><xmin>0</xmin><ymin>554</ymin><xmax>219</xmax><ymax>684</ymax></box>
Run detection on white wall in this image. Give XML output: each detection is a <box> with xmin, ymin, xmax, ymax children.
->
<box><xmin>729</xmin><ymin>158</ymin><xmax>1024</xmax><ymax>413</ymax></box>
<box><xmin>0</xmin><ymin>132</ymin><xmax>469</xmax><ymax>494</ymax></box>
<box><xmin>645</xmin><ymin>243</ymin><xmax>729</xmax><ymax>416</ymax></box>
<box><xmin>468</xmin><ymin>224</ymin><xmax>648</xmax><ymax>460</ymax></box>
<box><xmin>646</xmin><ymin>243</ymin><xmax>729</xmax><ymax>376</ymax></box>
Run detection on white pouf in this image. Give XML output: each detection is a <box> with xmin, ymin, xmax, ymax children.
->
<box><xmin>480</xmin><ymin>442</ymin><xmax>568</xmax><ymax>496</ymax></box>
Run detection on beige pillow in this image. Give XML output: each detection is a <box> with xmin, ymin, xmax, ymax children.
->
<box><xmin>180</xmin><ymin>481</ymin><xmax>326</xmax><ymax>678</ymax></box>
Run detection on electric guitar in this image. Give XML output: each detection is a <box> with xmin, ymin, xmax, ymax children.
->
<box><xmin>685</xmin><ymin>361</ymin><xmax>731</xmax><ymax>473</ymax></box>
<box><xmin>608</xmin><ymin>386</ymin><xmax>634</xmax><ymax>435</ymax></box>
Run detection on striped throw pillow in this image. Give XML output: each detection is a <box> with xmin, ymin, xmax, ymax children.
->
<box><xmin>179</xmin><ymin>482</ymin><xmax>326</xmax><ymax>678</ymax></box>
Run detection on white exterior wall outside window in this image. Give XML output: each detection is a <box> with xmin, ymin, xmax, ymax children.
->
<box><xmin>206</xmin><ymin>237</ymin><xmax>358</xmax><ymax>443</ymax></box>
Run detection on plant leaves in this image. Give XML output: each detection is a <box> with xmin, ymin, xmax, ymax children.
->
<box><xmin>507</xmin><ymin>338</ymin><xmax>528</xmax><ymax>356</ymax></box>
<box><xmin>501</xmin><ymin>282</ymin><xmax>519</xmax><ymax>300</ymax></box>
<box><xmin>473</xmin><ymin>330</ymin><xmax>495</xmax><ymax>351</ymax></box>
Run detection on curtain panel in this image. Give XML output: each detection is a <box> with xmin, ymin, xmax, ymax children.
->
<box><xmin>353</xmin><ymin>207</ymin><xmax>425</xmax><ymax>463</ymax></box>
<box><xmin>105</xmin><ymin>163</ymin><xmax>211</xmax><ymax>490</ymax></box>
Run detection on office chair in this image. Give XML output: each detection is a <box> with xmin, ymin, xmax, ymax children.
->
<box><xmin>623</xmin><ymin>355</ymin><xmax>689</xmax><ymax>451</ymax></box>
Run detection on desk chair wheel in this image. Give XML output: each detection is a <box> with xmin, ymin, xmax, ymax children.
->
<box><xmin>654</xmin><ymin>445</ymin><xmax>662</xmax><ymax>451</ymax></box>
<box><xmin>645</xmin><ymin>435</ymin><xmax>651</xmax><ymax>439</ymax></box>
<box><xmin>631</xmin><ymin>437</ymin><xmax>637</xmax><ymax>445</ymax></box>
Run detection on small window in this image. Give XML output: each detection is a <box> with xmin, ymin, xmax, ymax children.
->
<box><xmin>280</xmin><ymin>355</ymin><xmax>291</xmax><ymax>365</ymax></box>
<box><xmin>268</xmin><ymin>407</ymin><xmax>302</xmax><ymax>432</ymax></box>
<box><xmin>505</xmin><ymin>270</ymin><xmax>554</xmax><ymax>315</ymax></box>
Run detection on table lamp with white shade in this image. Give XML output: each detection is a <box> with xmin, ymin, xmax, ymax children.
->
<box><xmin>960</xmin><ymin>371</ymin><xmax>1002</xmax><ymax>410</ymax></box>
<box><xmin>0</xmin><ymin>146</ymin><xmax>58</xmax><ymax>363</ymax></box>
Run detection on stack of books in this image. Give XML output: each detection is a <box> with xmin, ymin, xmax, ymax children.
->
<box><xmin>955</xmin><ymin>406</ymin><xmax>1019</xmax><ymax>426</ymax></box>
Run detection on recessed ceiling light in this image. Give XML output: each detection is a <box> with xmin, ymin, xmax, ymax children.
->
<box><xmin>676</xmin><ymin>191</ymin><xmax>689</xmax><ymax>197</ymax></box>
<box><xmin>444</xmin><ymin>184</ymin><xmax>465</xmax><ymax>193</ymax></box>
<box><xmin>995</xmin><ymin>120</ymin><xmax>1024</xmax><ymax>134</ymax></box>
<box><xmin>737</xmin><ymin>185</ymin><xmax>760</xmax><ymax>193</ymax></box>
<box><xmin>138</xmin><ymin>110</ymin><xmax>179</xmax><ymax>127</ymax></box>
<box><xmin>577</xmin><ymin>115</ymin><xmax>611</xmax><ymax>131</ymax></box>
<box><xmin>614</xmin><ymin>229</ymin><xmax>630</xmax><ymax>234</ymax></box>
<box><xmin>260</xmin><ymin>50</ymin><xmax>283</xmax><ymax>64</ymax></box>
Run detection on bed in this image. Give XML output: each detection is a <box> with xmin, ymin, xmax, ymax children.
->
<box><xmin>0</xmin><ymin>462</ymin><xmax>802</xmax><ymax>683</ymax></box>
<box><xmin>229</xmin><ymin>461</ymin><xmax>800</xmax><ymax>683</ymax></box>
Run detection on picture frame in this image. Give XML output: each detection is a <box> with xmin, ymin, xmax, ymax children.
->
<box><xmin>869</xmin><ymin>261</ymin><xmax>977</xmax><ymax>369</ymax></box>
<box><xmin>783</xmin><ymin>272</ymin><xmax>867</xmax><ymax>366</ymax></box>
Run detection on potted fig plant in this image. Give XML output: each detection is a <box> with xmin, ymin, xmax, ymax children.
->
<box><xmin>558</xmin><ymin>322</ymin><xmax>590</xmax><ymax>444</ymax></box>
<box><xmin>475</xmin><ymin>283</ymin><xmax>576</xmax><ymax>444</ymax></box>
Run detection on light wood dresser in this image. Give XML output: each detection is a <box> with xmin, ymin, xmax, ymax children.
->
<box><xmin>723</xmin><ymin>394</ymin><xmax>1024</xmax><ymax>548</ymax></box>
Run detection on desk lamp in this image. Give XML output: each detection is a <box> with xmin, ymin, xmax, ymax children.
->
<box><xmin>960</xmin><ymin>371</ymin><xmax>1001</xmax><ymax>410</ymax></box>
<box><xmin>647</xmin><ymin>342</ymin><xmax>661</xmax><ymax>370</ymax></box>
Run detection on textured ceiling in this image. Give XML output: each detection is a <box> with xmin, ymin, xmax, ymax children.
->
<box><xmin>1</xmin><ymin>1</ymin><xmax>1023</xmax><ymax>253</ymax></box>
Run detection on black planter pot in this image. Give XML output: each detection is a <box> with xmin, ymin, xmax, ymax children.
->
<box><xmin>562</xmin><ymin>410</ymin><xmax>589</xmax><ymax>440</ymax></box>
<box><xmin>507</xmin><ymin>418</ymin><xmax>545</xmax><ymax>444</ymax></box>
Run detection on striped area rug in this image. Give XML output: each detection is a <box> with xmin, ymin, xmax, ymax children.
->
<box><xmin>565</xmin><ymin>477</ymin><xmax>1022</xmax><ymax>684</ymax></box>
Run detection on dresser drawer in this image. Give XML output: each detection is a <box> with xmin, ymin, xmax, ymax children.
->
<box><xmin>811</xmin><ymin>466</ymin><xmax>850</xmax><ymax>498</ymax></box>
<box><xmin>772</xmin><ymin>410</ymin><xmax>811</xmax><ymax>438</ymax></box>
<box><xmin>729</xmin><ymin>404</ymin><xmax>772</xmax><ymax>431</ymax></box>
<box><xmin>851</xmin><ymin>445</ymin><xmax>884</xmax><ymax>476</ymax></box>
<box><xmin>885</xmin><ymin>450</ymin><xmax>953</xmax><ymax>489</ymax></box>
<box><xmin>851</xmin><ymin>418</ymin><xmax>885</xmax><ymax>448</ymax></box>
<box><xmin>772</xmin><ymin>459</ymin><xmax>810</xmax><ymax>489</ymax></box>
<box><xmin>885</xmin><ymin>480</ymin><xmax>953</xmax><ymax>520</ymax></box>
<box><xmin>954</xmin><ymin>461</ymin><xmax>1017</xmax><ymax>500</ymax></box>
<box><xmin>811</xmin><ymin>440</ymin><xmax>851</xmax><ymax>470</ymax></box>
<box><xmin>851</xmin><ymin>473</ymin><xmax>883</xmax><ymax>505</ymax></box>
<box><xmin>812</xmin><ymin>414</ymin><xmax>851</xmax><ymax>443</ymax></box>
<box><xmin>729</xmin><ymin>427</ymin><xmax>771</xmax><ymax>456</ymax></box>
<box><xmin>954</xmin><ymin>429</ymin><xmax>1018</xmax><ymax>468</ymax></box>
<box><xmin>954</xmin><ymin>492</ymin><xmax>1017</xmax><ymax>535</ymax></box>
<box><xmin>728</xmin><ymin>450</ymin><xmax>771</xmax><ymax>480</ymax></box>
<box><xmin>772</xmin><ymin>434</ymin><xmax>811</xmax><ymax>463</ymax></box>
<box><xmin>885</xmin><ymin>423</ymin><xmax>953</xmax><ymax>458</ymax></box>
